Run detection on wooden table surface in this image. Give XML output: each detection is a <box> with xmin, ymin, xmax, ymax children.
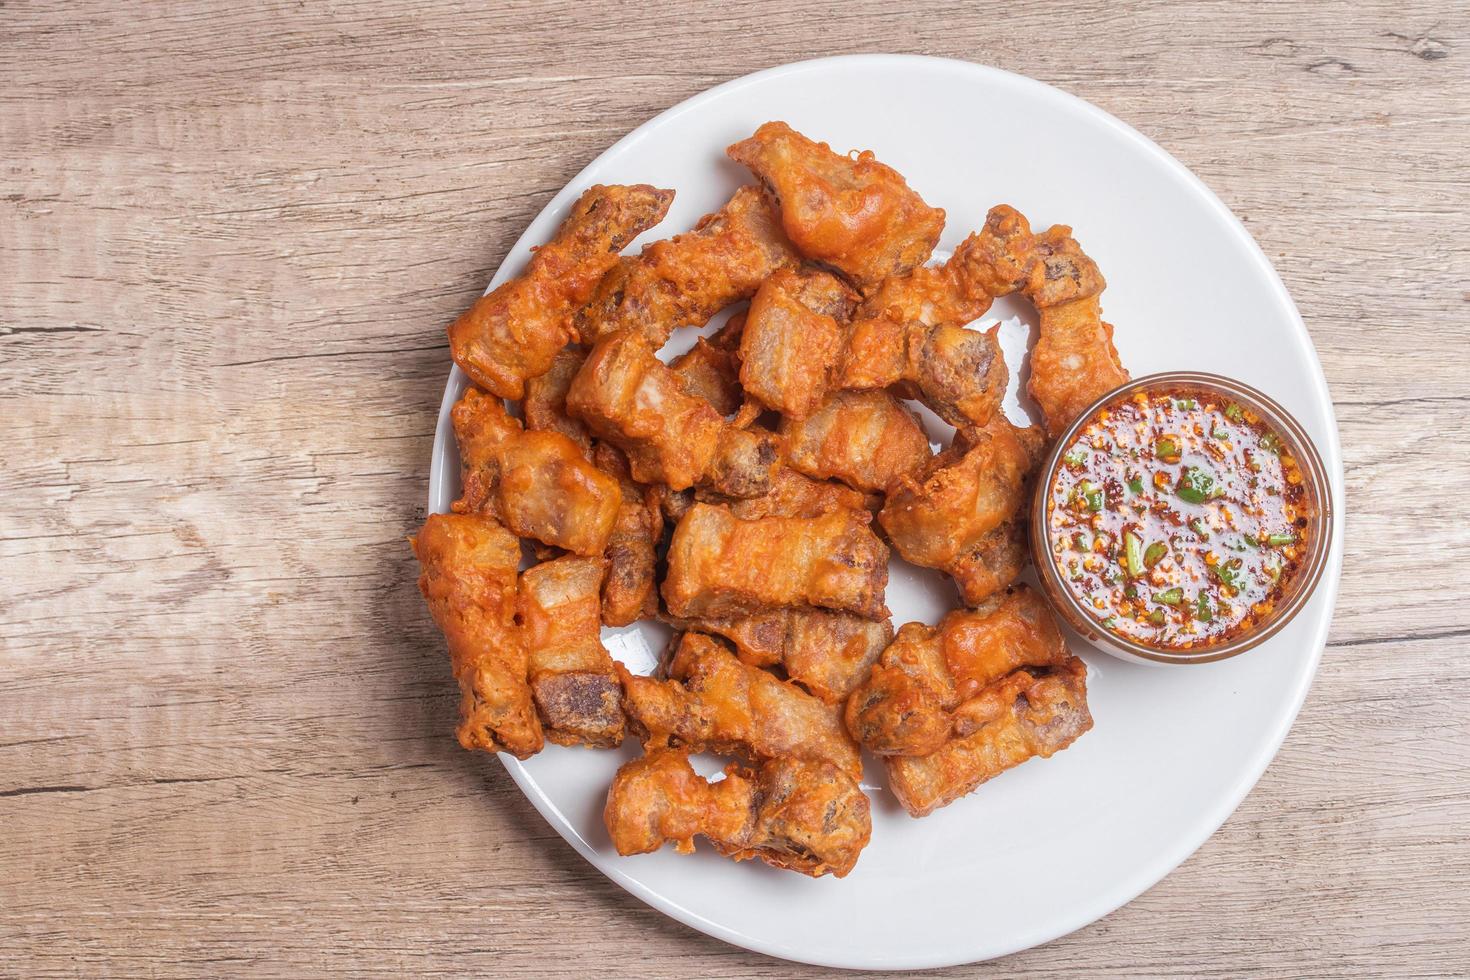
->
<box><xmin>5</xmin><ymin>2</ymin><xmax>1468</xmax><ymax>976</ymax></box>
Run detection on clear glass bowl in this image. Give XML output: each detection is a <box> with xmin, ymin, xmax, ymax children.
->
<box><xmin>1030</xmin><ymin>372</ymin><xmax>1334</xmax><ymax>665</ymax></box>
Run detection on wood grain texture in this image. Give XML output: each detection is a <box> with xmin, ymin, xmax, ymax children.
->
<box><xmin>3</xmin><ymin>0</ymin><xmax>1468</xmax><ymax>976</ymax></box>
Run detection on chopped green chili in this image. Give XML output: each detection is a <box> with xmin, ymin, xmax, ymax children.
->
<box><xmin>1123</xmin><ymin>530</ymin><xmax>1145</xmax><ymax>577</ymax></box>
<box><xmin>1143</xmin><ymin>541</ymin><xmax>1167</xmax><ymax>568</ymax></box>
<box><xmin>1266</xmin><ymin>532</ymin><xmax>1296</xmax><ymax>547</ymax></box>
<box><xmin>1196</xmin><ymin>592</ymin><xmax>1213</xmax><ymax>622</ymax></box>
<box><xmin>1080</xmin><ymin>481</ymin><xmax>1104</xmax><ymax>513</ymax></box>
<box><xmin>1176</xmin><ymin>465</ymin><xmax>1215</xmax><ymax>504</ymax></box>
<box><xmin>1153</xmin><ymin>587</ymin><xmax>1183</xmax><ymax>606</ymax></box>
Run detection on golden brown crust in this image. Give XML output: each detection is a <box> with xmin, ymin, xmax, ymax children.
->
<box><xmin>878</xmin><ymin>414</ymin><xmax>1045</xmax><ymax>602</ymax></box>
<box><xmin>604</xmin><ymin>747</ymin><xmax>871</xmax><ymax>878</ymax></box>
<box><xmin>780</xmin><ymin>389</ymin><xmax>934</xmax><ymax>494</ymax></box>
<box><xmin>956</xmin><ymin>204</ymin><xmax>1128</xmax><ymax>437</ymax></box>
<box><xmin>885</xmin><ymin>656</ymin><xmax>1093</xmax><ymax>817</ymax></box>
<box><xmin>523</xmin><ymin>345</ymin><xmax>592</xmax><ymax>454</ymax></box>
<box><xmin>845</xmin><ymin>586</ymin><xmax>1069</xmax><ymax>757</ymax></box>
<box><xmin>619</xmin><ymin>633</ymin><xmax>863</xmax><ymax>779</ymax></box>
<box><xmin>449</xmin><ymin>184</ymin><xmax>673</xmax><ymax>398</ymax></box>
<box><xmin>738</xmin><ymin>266</ymin><xmax>859</xmax><ymax>419</ymax></box>
<box><xmin>566</xmin><ymin>330</ymin><xmax>777</xmax><ymax>497</ymax></box>
<box><xmin>411</xmin><ymin>513</ymin><xmax>542</xmax><ymax>758</ymax></box>
<box><xmin>728</xmin><ymin>121</ymin><xmax>944</xmax><ymax>289</ymax></box>
<box><xmin>575</xmin><ymin>186</ymin><xmax>798</xmax><ymax>347</ymax></box>
<box><xmin>669</xmin><ymin>336</ymin><xmax>744</xmax><ymax>417</ymax></box>
<box><xmin>518</xmin><ymin>555</ymin><xmax>624</xmax><ymax>747</ymax></box>
<box><xmin>589</xmin><ymin>443</ymin><xmax>664</xmax><ymax>627</ymax></box>
<box><xmin>699</xmin><ymin>464</ymin><xmax>871</xmax><ymax>521</ymax></box>
<box><xmin>673</xmin><ymin>608</ymin><xmax>892</xmax><ymax>704</ymax></box>
<box><xmin>450</xmin><ymin>387</ymin><xmax>621</xmax><ymax>556</ymax></box>
<box><xmin>663</xmin><ymin>503</ymin><xmax>889</xmax><ymax>621</ymax></box>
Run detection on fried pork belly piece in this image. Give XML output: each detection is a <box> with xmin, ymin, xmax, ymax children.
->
<box><xmin>590</xmin><ymin>443</ymin><xmax>664</xmax><ymax>626</ymax></box>
<box><xmin>878</xmin><ymin>414</ymin><xmax>1045</xmax><ymax>604</ymax></box>
<box><xmin>844</xmin><ymin>586</ymin><xmax>1068</xmax><ymax>757</ymax></box>
<box><xmin>957</xmin><ymin>204</ymin><xmax>1126</xmax><ymax>436</ymax></box>
<box><xmin>669</xmin><ymin>336</ymin><xmax>743</xmax><ymax>417</ymax></box>
<box><xmin>449</xmin><ymin>184</ymin><xmax>673</xmax><ymax>399</ymax></box>
<box><xmin>619</xmin><ymin>632</ymin><xmax>862</xmax><ymax>778</ymax></box>
<box><xmin>652</xmin><ymin>483</ymin><xmax>696</xmax><ymax>524</ymax></box>
<box><xmin>450</xmin><ymin>387</ymin><xmax>620</xmax><ymax>556</ymax></box>
<box><xmin>676</xmin><ymin>608</ymin><xmax>892</xmax><ymax>704</ymax></box>
<box><xmin>885</xmin><ymin>656</ymin><xmax>1092</xmax><ymax>817</ymax></box>
<box><xmin>699</xmin><ymin>464</ymin><xmax>871</xmax><ymax>520</ymax></box>
<box><xmin>727</xmin><ymin>121</ymin><xmax>944</xmax><ymax>289</ymax></box>
<box><xmin>946</xmin><ymin>520</ymin><xmax>1030</xmax><ymax>606</ymax></box>
<box><xmin>518</xmin><ymin>555</ymin><xmax>624</xmax><ymax>747</ymax></box>
<box><xmin>1021</xmin><ymin>224</ymin><xmax>1127</xmax><ymax>436</ymax></box>
<box><xmin>840</xmin><ymin>319</ymin><xmax>1008</xmax><ymax>430</ymax></box>
<box><xmin>739</xmin><ymin>266</ymin><xmax>860</xmax><ymax>419</ymax></box>
<box><xmin>739</xmin><ymin>227</ymin><xmax>1014</xmax><ymax>428</ymax></box>
<box><xmin>780</xmin><ymin>389</ymin><xmax>933</xmax><ymax>493</ymax></box>
<box><xmin>604</xmin><ymin>747</ymin><xmax>872</xmax><ymax>878</ymax></box>
<box><xmin>523</xmin><ymin>345</ymin><xmax>591</xmax><ymax>454</ymax></box>
<box><xmin>663</xmin><ymin>503</ymin><xmax>889</xmax><ymax>620</ymax></box>
<box><xmin>566</xmin><ymin>330</ymin><xmax>778</xmax><ymax>496</ymax></box>
<box><xmin>411</xmin><ymin>513</ymin><xmax>542</xmax><ymax>758</ymax></box>
<box><xmin>575</xmin><ymin>186</ymin><xmax>798</xmax><ymax>347</ymax></box>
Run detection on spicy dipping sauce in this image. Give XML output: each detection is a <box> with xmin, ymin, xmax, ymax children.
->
<box><xmin>1041</xmin><ymin>381</ymin><xmax>1321</xmax><ymax>655</ymax></box>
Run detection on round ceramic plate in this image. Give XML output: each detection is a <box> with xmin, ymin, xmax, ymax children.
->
<box><xmin>426</xmin><ymin>55</ymin><xmax>1345</xmax><ymax>970</ymax></box>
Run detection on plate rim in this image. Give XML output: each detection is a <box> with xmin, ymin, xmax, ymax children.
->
<box><xmin>424</xmin><ymin>53</ymin><xmax>1346</xmax><ymax>969</ymax></box>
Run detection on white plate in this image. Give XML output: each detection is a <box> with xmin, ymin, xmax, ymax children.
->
<box><xmin>426</xmin><ymin>55</ymin><xmax>1345</xmax><ymax>970</ymax></box>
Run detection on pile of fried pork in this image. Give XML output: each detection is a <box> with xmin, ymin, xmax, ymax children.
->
<box><xmin>413</xmin><ymin>122</ymin><xmax>1127</xmax><ymax>878</ymax></box>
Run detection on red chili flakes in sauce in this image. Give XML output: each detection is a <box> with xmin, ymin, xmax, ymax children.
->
<box><xmin>1046</xmin><ymin>387</ymin><xmax>1313</xmax><ymax>651</ymax></box>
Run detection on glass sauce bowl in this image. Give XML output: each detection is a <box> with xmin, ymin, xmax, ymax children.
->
<box><xmin>1030</xmin><ymin>372</ymin><xmax>1334</xmax><ymax>665</ymax></box>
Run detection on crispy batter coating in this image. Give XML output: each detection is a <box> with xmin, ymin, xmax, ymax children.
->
<box><xmin>960</xmin><ymin>204</ymin><xmax>1127</xmax><ymax>436</ymax></box>
<box><xmin>669</xmin><ymin>336</ymin><xmax>743</xmax><ymax>417</ymax></box>
<box><xmin>780</xmin><ymin>389</ymin><xmax>934</xmax><ymax>493</ymax></box>
<box><xmin>575</xmin><ymin>186</ymin><xmax>798</xmax><ymax>347</ymax></box>
<box><xmin>566</xmin><ymin>330</ymin><xmax>778</xmax><ymax>496</ymax></box>
<box><xmin>737</xmin><ymin>233</ymin><xmax>1011</xmax><ymax>428</ymax></box>
<box><xmin>841</xmin><ymin>319</ymin><xmax>1008</xmax><ymax>431</ymax></box>
<box><xmin>604</xmin><ymin>747</ymin><xmax>871</xmax><ymax>878</ymax></box>
<box><xmin>675</xmin><ymin>608</ymin><xmax>892</xmax><ymax>704</ymax></box>
<box><xmin>885</xmin><ymin>656</ymin><xmax>1092</xmax><ymax>817</ymax></box>
<box><xmin>619</xmin><ymin>632</ymin><xmax>862</xmax><ymax>778</ymax></box>
<box><xmin>845</xmin><ymin>586</ymin><xmax>1068</xmax><ymax>757</ymax></box>
<box><xmin>878</xmin><ymin>414</ymin><xmax>1045</xmax><ymax>604</ymax></box>
<box><xmin>663</xmin><ymin>503</ymin><xmax>889</xmax><ymax>620</ymax></box>
<box><xmin>706</xmin><ymin>427</ymin><xmax>781</xmax><ymax>500</ymax></box>
<box><xmin>727</xmin><ymin>121</ymin><xmax>945</xmax><ymax>289</ymax></box>
<box><xmin>739</xmin><ymin>266</ymin><xmax>860</xmax><ymax>418</ymax></box>
<box><xmin>590</xmin><ymin>443</ymin><xmax>664</xmax><ymax>626</ymax></box>
<box><xmin>947</xmin><ymin>520</ymin><xmax>1030</xmax><ymax>606</ymax></box>
<box><xmin>699</xmin><ymin>464</ymin><xmax>871</xmax><ymax>520</ymax></box>
<box><xmin>411</xmin><ymin>513</ymin><xmax>542</xmax><ymax>758</ymax></box>
<box><xmin>1022</xmin><ymin>225</ymin><xmax>1127</xmax><ymax>436</ymax></box>
<box><xmin>523</xmin><ymin>345</ymin><xmax>592</xmax><ymax>454</ymax></box>
<box><xmin>449</xmin><ymin>184</ymin><xmax>673</xmax><ymax>398</ymax></box>
<box><xmin>519</xmin><ymin>555</ymin><xmax>624</xmax><ymax>747</ymax></box>
<box><xmin>450</xmin><ymin>387</ymin><xmax>620</xmax><ymax>556</ymax></box>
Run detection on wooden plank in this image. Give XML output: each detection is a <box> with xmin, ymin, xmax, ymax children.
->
<box><xmin>3</xmin><ymin>1</ymin><xmax>1468</xmax><ymax>975</ymax></box>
